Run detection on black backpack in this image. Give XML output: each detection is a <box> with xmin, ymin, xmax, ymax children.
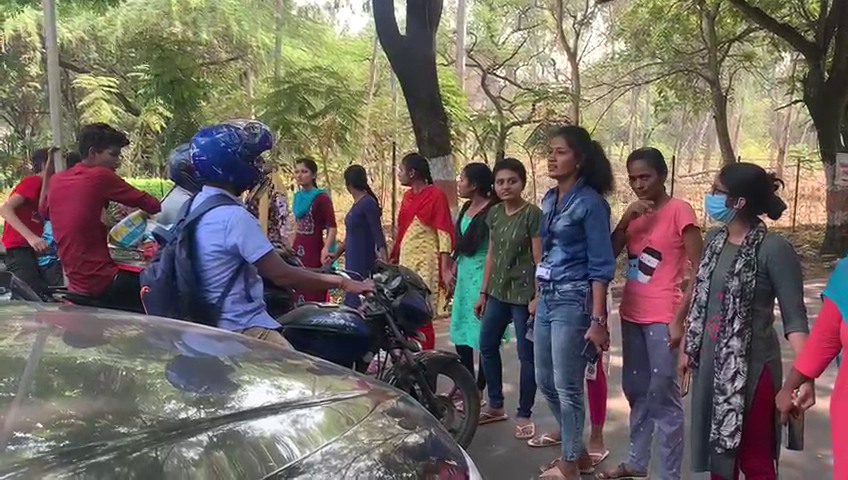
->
<box><xmin>140</xmin><ymin>194</ymin><xmax>248</xmax><ymax>326</ymax></box>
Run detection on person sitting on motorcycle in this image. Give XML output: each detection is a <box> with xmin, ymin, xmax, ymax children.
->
<box><xmin>41</xmin><ymin>123</ymin><xmax>162</xmax><ymax>303</ymax></box>
<box><xmin>187</xmin><ymin>120</ymin><xmax>373</xmax><ymax>346</ymax></box>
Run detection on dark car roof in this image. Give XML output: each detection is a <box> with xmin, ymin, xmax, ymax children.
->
<box><xmin>0</xmin><ymin>303</ymin><xmax>467</xmax><ymax>478</ymax></box>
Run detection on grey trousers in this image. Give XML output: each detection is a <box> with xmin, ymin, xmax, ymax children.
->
<box><xmin>621</xmin><ymin>320</ymin><xmax>684</xmax><ymax>479</ymax></box>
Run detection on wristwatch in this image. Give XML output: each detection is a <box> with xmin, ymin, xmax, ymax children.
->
<box><xmin>590</xmin><ymin>315</ymin><xmax>608</xmax><ymax>328</ymax></box>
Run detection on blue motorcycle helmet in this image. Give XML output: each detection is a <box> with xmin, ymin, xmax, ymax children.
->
<box><xmin>167</xmin><ymin>143</ymin><xmax>201</xmax><ymax>194</ymax></box>
<box><xmin>189</xmin><ymin>119</ymin><xmax>274</xmax><ymax>193</ymax></box>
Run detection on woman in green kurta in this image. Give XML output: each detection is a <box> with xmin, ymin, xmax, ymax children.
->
<box><xmin>682</xmin><ymin>163</ymin><xmax>812</xmax><ymax>479</ymax></box>
<box><xmin>450</xmin><ymin>163</ymin><xmax>499</xmax><ymax>394</ymax></box>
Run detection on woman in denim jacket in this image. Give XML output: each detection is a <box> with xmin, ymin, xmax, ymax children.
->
<box><xmin>536</xmin><ymin>126</ymin><xmax>616</xmax><ymax>479</ymax></box>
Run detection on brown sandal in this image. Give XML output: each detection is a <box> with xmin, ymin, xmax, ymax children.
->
<box><xmin>515</xmin><ymin>421</ymin><xmax>536</xmax><ymax>439</ymax></box>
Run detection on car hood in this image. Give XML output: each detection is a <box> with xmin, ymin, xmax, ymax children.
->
<box><xmin>0</xmin><ymin>303</ymin><xmax>470</xmax><ymax>478</ymax></box>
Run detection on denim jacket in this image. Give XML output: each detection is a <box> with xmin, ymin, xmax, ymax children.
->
<box><xmin>539</xmin><ymin>179</ymin><xmax>615</xmax><ymax>285</ymax></box>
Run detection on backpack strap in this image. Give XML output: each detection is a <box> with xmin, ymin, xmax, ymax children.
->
<box><xmin>182</xmin><ymin>194</ymin><xmax>240</xmax><ymax>227</ymax></box>
<box><xmin>182</xmin><ymin>193</ymin><xmax>254</xmax><ymax>315</ymax></box>
<box><xmin>215</xmin><ymin>262</ymin><xmax>247</xmax><ymax>312</ymax></box>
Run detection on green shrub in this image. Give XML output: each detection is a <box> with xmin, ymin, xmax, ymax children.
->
<box><xmin>126</xmin><ymin>178</ymin><xmax>174</xmax><ymax>199</ymax></box>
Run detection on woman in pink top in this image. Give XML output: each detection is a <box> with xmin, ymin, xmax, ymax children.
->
<box><xmin>599</xmin><ymin>148</ymin><xmax>703</xmax><ymax>479</ymax></box>
<box><xmin>777</xmin><ymin>256</ymin><xmax>847</xmax><ymax>478</ymax></box>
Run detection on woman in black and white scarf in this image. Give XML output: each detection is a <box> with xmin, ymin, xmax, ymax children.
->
<box><xmin>682</xmin><ymin>162</ymin><xmax>812</xmax><ymax>480</ymax></box>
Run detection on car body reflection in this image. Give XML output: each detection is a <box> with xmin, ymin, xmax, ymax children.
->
<box><xmin>0</xmin><ymin>304</ymin><xmax>480</xmax><ymax>479</ymax></box>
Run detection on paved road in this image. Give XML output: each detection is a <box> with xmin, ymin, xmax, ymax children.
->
<box><xmin>435</xmin><ymin>281</ymin><xmax>836</xmax><ymax>480</ymax></box>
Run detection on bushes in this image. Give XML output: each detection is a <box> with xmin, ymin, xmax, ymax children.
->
<box><xmin>126</xmin><ymin>178</ymin><xmax>174</xmax><ymax>199</ymax></box>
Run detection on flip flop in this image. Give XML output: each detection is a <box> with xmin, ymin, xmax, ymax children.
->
<box><xmin>478</xmin><ymin>411</ymin><xmax>508</xmax><ymax>425</ymax></box>
<box><xmin>539</xmin><ymin>465</ymin><xmax>566</xmax><ymax>479</ymax></box>
<box><xmin>589</xmin><ymin>450</ymin><xmax>610</xmax><ymax>466</ymax></box>
<box><xmin>515</xmin><ymin>421</ymin><xmax>536</xmax><ymax>440</ymax></box>
<box><xmin>596</xmin><ymin>463</ymin><xmax>648</xmax><ymax>479</ymax></box>
<box><xmin>528</xmin><ymin>433</ymin><xmax>562</xmax><ymax>448</ymax></box>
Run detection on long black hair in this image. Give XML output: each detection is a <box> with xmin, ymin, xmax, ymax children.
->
<box><xmin>401</xmin><ymin>152</ymin><xmax>433</xmax><ymax>184</ymax></box>
<box><xmin>455</xmin><ymin>163</ymin><xmax>497</xmax><ymax>257</ymax></box>
<box><xmin>550</xmin><ymin>125</ymin><xmax>614</xmax><ymax>195</ymax></box>
<box><xmin>344</xmin><ymin>164</ymin><xmax>381</xmax><ymax>214</ymax></box>
<box><xmin>719</xmin><ymin>162</ymin><xmax>787</xmax><ymax>221</ymax></box>
<box><xmin>462</xmin><ymin>162</ymin><xmax>495</xmax><ymax>199</ymax></box>
<box><xmin>295</xmin><ymin>156</ymin><xmax>319</xmax><ymax>187</ymax></box>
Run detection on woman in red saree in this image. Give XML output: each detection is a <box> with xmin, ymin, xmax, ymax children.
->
<box><xmin>391</xmin><ymin>153</ymin><xmax>455</xmax><ymax>350</ymax></box>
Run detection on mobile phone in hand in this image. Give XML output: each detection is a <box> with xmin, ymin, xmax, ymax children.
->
<box><xmin>680</xmin><ymin>369</ymin><xmax>691</xmax><ymax>397</ymax></box>
<box><xmin>581</xmin><ymin>339</ymin><xmax>599</xmax><ymax>364</ymax></box>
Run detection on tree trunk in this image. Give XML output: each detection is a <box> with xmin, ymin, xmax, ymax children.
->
<box><xmin>774</xmin><ymin>107</ymin><xmax>793</xmax><ymax>179</ymax></box>
<box><xmin>711</xmin><ymin>85</ymin><xmax>736</xmax><ymax>165</ymax></box>
<box><xmin>358</xmin><ymin>36</ymin><xmax>381</xmax><ymax>159</ymax></box>
<box><xmin>641</xmin><ymin>87</ymin><xmax>652</xmax><ymax>144</ymax></box>
<box><xmin>702</xmin><ymin>119</ymin><xmax>716</xmax><ymax>172</ymax></box>
<box><xmin>456</xmin><ymin>0</ymin><xmax>467</xmax><ymax>90</ymax></box>
<box><xmin>373</xmin><ymin>0</ymin><xmax>456</xmax><ymax>207</ymax></box>
<box><xmin>730</xmin><ymin>95</ymin><xmax>745</xmax><ymax>154</ymax></box>
<box><xmin>688</xmin><ymin>112</ymin><xmax>711</xmax><ymax>173</ymax></box>
<box><xmin>627</xmin><ymin>87</ymin><xmax>640</xmax><ymax>152</ymax></box>
<box><xmin>274</xmin><ymin>0</ymin><xmax>284</xmax><ymax>80</ymax></box>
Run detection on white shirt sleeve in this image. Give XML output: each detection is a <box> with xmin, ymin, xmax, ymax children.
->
<box><xmin>226</xmin><ymin>209</ymin><xmax>275</xmax><ymax>263</ymax></box>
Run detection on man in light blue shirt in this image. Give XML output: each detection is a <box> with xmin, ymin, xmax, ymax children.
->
<box><xmin>187</xmin><ymin>121</ymin><xmax>373</xmax><ymax>346</ymax></box>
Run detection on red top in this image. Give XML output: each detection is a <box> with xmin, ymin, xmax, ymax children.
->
<box><xmin>794</xmin><ymin>297</ymin><xmax>846</xmax><ymax>479</ymax></box>
<box><xmin>292</xmin><ymin>192</ymin><xmax>336</xmax><ymax>303</ymax></box>
<box><xmin>389</xmin><ymin>185</ymin><xmax>455</xmax><ymax>262</ymax></box>
<box><xmin>2</xmin><ymin>175</ymin><xmax>44</xmax><ymax>249</ymax></box>
<box><xmin>42</xmin><ymin>163</ymin><xmax>161</xmax><ymax>295</ymax></box>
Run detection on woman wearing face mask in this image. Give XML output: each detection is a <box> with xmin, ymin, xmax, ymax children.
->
<box><xmin>534</xmin><ymin>126</ymin><xmax>615</xmax><ymax>480</ymax></box>
<box><xmin>331</xmin><ymin>165</ymin><xmax>388</xmax><ymax>307</ymax></box>
<box><xmin>391</xmin><ymin>152</ymin><xmax>455</xmax><ymax>350</ymax></box>
<box><xmin>292</xmin><ymin>157</ymin><xmax>337</xmax><ymax>303</ymax></box>
<box><xmin>683</xmin><ymin>162</ymin><xmax>811</xmax><ymax>480</ymax></box>
<box><xmin>474</xmin><ymin>158</ymin><xmax>541</xmax><ymax>440</ymax></box>
<box><xmin>599</xmin><ymin>148</ymin><xmax>703</xmax><ymax>480</ymax></box>
<box><xmin>450</xmin><ymin>163</ymin><xmax>499</xmax><ymax>397</ymax></box>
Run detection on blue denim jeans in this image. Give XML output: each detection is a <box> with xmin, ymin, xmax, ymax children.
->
<box><xmin>534</xmin><ymin>282</ymin><xmax>591</xmax><ymax>462</ymax></box>
<box><xmin>479</xmin><ymin>295</ymin><xmax>535</xmax><ymax>418</ymax></box>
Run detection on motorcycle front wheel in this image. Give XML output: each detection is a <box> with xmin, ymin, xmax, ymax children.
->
<box><xmin>386</xmin><ymin>360</ymin><xmax>480</xmax><ymax>448</ymax></box>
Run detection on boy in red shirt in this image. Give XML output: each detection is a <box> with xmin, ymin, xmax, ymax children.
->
<box><xmin>42</xmin><ymin>123</ymin><xmax>161</xmax><ymax>306</ymax></box>
<box><xmin>0</xmin><ymin>147</ymin><xmax>55</xmax><ymax>297</ymax></box>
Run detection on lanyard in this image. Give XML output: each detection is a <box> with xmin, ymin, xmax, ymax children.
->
<box><xmin>543</xmin><ymin>187</ymin><xmax>579</xmax><ymax>253</ymax></box>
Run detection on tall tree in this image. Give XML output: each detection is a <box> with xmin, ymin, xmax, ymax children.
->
<box><xmin>549</xmin><ymin>0</ymin><xmax>603</xmax><ymax>125</ymax></box>
<box><xmin>616</xmin><ymin>0</ymin><xmax>763</xmax><ymax>165</ymax></box>
<box><xmin>373</xmin><ymin>0</ymin><xmax>456</xmax><ymax>205</ymax></box>
<box><xmin>728</xmin><ymin>0</ymin><xmax>848</xmax><ymax>254</ymax></box>
<box><xmin>464</xmin><ymin>0</ymin><xmax>565</xmax><ymax>161</ymax></box>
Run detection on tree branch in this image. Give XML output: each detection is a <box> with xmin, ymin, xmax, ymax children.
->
<box><xmin>727</xmin><ymin>0</ymin><xmax>821</xmax><ymax>61</ymax></box>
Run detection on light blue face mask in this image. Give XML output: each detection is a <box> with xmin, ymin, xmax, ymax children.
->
<box><xmin>705</xmin><ymin>193</ymin><xmax>737</xmax><ymax>224</ymax></box>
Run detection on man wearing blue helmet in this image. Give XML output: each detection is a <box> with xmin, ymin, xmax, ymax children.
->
<box><xmin>188</xmin><ymin>120</ymin><xmax>373</xmax><ymax>345</ymax></box>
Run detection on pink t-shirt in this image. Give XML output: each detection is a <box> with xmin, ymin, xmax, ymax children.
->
<box><xmin>619</xmin><ymin>197</ymin><xmax>698</xmax><ymax>324</ymax></box>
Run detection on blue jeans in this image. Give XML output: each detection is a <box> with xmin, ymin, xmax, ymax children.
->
<box><xmin>479</xmin><ymin>295</ymin><xmax>535</xmax><ymax>418</ymax></box>
<box><xmin>534</xmin><ymin>282</ymin><xmax>591</xmax><ymax>462</ymax></box>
